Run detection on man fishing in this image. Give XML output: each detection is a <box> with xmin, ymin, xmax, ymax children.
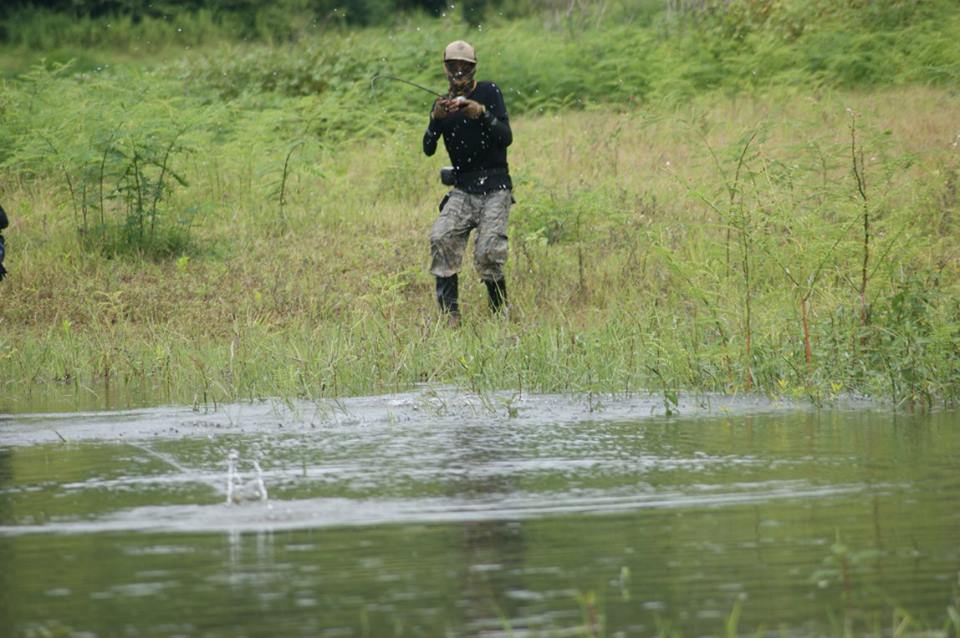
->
<box><xmin>422</xmin><ymin>40</ymin><xmax>513</xmax><ymax>328</ymax></box>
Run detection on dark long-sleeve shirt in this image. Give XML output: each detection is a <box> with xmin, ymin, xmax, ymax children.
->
<box><xmin>423</xmin><ymin>81</ymin><xmax>513</xmax><ymax>194</ymax></box>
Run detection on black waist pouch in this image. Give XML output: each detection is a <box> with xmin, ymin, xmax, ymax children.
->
<box><xmin>440</xmin><ymin>166</ymin><xmax>456</xmax><ymax>186</ymax></box>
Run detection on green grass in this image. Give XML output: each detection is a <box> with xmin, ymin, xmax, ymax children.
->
<box><xmin>1</xmin><ymin>3</ymin><xmax>959</xmax><ymax>410</ymax></box>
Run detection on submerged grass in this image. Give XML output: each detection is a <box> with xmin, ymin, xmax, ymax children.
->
<box><xmin>568</xmin><ymin>596</ymin><xmax>960</xmax><ymax>638</ymax></box>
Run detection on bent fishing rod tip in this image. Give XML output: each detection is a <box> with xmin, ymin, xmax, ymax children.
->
<box><xmin>370</xmin><ymin>73</ymin><xmax>446</xmax><ymax>98</ymax></box>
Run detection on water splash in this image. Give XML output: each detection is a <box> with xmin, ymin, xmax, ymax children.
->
<box><xmin>225</xmin><ymin>450</ymin><xmax>268</xmax><ymax>505</ymax></box>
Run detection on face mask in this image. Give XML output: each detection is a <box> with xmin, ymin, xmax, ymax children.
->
<box><xmin>444</xmin><ymin>61</ymin><xmax>476</xmax><ymax>95</ymax></box>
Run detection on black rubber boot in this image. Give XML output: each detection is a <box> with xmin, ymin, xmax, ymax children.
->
<box><xmin>436</xmin><ymin>275</ymin><xmax>461</xmax><ymax>326</ymax></box>
<box><xmin>484</xmin><ymin>278</ymin><xmax>507</xmax><ymax>313</ymax></box>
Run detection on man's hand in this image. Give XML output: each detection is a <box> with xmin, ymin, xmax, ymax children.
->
<box><xmin>431</xmin><ymin>98</ymin><xmax>457</xmax><ymax>120</ymax></box>
<box><xmin>431</xmin><ymin>97</ymin><xmax>485</xmax><ymax>120</ymax></box>
<box><xmin>458</xmin><ymin>99</ymin><xmax>486</xmax><ymax>119</ymax></box>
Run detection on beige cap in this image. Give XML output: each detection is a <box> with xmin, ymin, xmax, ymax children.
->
<box><xmin>443</xmin><ymin>40</ymin><xmax>477</xmax><ymax>63</ymax></box>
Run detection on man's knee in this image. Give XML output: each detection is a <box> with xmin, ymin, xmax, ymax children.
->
<box><xmin>475</xmin><ymin>232</ymin><xmax>508</xmax><ymax>277</ymax></box>
<box><xmin>430</xmin><ymin>230</ymin><xmax>462</xmax><ymax>262</ymax></box>
<box><xmin>430</xmin><ymin>220</ymin><xmax>457</xmax><ymax>244</ymax></box>
<box><xmin>431</xmin><ymin>230</ymin><xmax>467</xmax><ymax>278</ymax></box>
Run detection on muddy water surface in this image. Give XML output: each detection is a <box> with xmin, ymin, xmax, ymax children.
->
<box><xmin>1</xmin><ymin>391</ymin><xmax>958</xmax><ymax>637</ymax></box>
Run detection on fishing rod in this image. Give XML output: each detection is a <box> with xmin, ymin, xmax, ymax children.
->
<box><xmin>370</xmin><ymin>73</ymin><xmax>464</xmax><ymax>189</ymax></box>
<box><xmin>370</xmin><ymin>73</ymin><xmax>447</xmax><ymax>99</ymax></box>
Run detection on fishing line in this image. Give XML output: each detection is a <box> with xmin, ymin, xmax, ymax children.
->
<box><xmin>127</xmin><ymin>442</ymin><xmax>190</xmax><ymax>473</ymax></box>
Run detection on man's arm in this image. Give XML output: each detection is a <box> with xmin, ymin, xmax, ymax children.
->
<box><xmin>481</xmin><ymin>84</ymin><xmax>512</xmax><ymax>147</ymax></box>
<box><xmin>423</xmin><ymin>119</ymin><xmax>442</xmax><ymax>157</ymax></box>
<box><xmin>424</xmin><ymin>99</ymin><xmax>450</xmax><ymax>156</ymax></box>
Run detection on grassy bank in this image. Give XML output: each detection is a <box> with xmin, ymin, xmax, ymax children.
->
<box><xmin>2</xmin><ymin>84</ymin><xmax>958</xmax><ymax>411</ymax></box>
<box><xmin>1</xmin><ymin>5</ymin><xmax>959</xmax><ymax>411</ymax></box>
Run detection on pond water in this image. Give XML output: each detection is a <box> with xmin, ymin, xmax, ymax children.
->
<box><xmin>1</xmin><ymin>391</ymin><xmax>958</xmax><ymax>637</ymax></box>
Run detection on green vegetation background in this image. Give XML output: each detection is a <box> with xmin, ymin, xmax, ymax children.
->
<box><xmin>1</xmin><ymin>0</ymin><xmax>959</xmax><ymax>411</ymax></box>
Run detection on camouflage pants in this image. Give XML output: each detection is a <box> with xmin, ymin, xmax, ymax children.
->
<box><xmin>429</xmin><ymin>188</ymin><xmax>512</xmax><ymax>281</ymax></box>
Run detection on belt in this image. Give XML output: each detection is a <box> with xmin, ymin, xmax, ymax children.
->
<box><xmin>455</xmin><ymin>167</ymin><xmax>508</xmax><ymax>182</ymax></box>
